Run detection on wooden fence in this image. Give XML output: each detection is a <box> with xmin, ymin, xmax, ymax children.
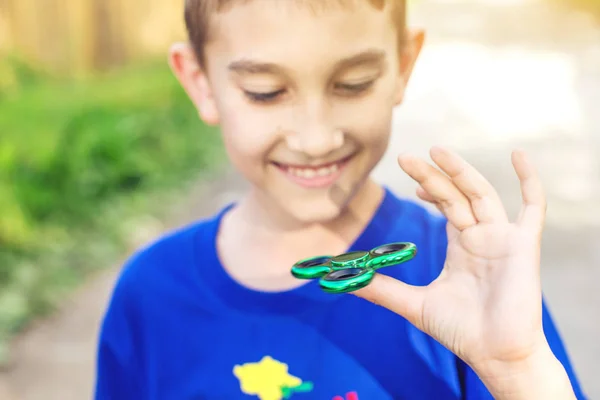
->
<box><xmin>0</xmin><ymin>0</ymin><xmax>187</xmax><ymax>75</ymax></box>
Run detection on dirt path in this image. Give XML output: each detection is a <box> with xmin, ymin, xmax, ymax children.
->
<box><xmin>0</xmin><ymin>169</ymin><xmax>248</xmax><ymax>400</ymax></box>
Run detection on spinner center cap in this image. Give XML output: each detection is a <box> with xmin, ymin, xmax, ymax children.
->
<box><xmin>330</xmin><ymin>250</ymin><xmax>369</xmax><ymax>270</ymax></box>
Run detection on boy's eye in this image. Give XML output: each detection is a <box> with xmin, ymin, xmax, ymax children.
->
<box><xmin>242</xmin><ymin>80</ymin><xmax>375</xmax><ymax>104</ymax></box>
<box><xmin>334</xmin><ymin>80</ymin><xmax>375</xmax><ymax>96</ymax></box>
<box><xmin>244</xmin><ymin>89</ymin><xmax>286</xmax><ymax>103</ymax></box>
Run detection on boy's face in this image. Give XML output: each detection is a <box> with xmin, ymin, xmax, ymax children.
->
<box><xmin>171</xmin><ymin>1</ymin><xmax>424</xmax><ymax>224</ymax></box>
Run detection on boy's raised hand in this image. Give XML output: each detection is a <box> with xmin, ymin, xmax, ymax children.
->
<box><xmin>354</xmin><ymin>147</ymin><xmax>576</xmax><ymax>399</ymax></box>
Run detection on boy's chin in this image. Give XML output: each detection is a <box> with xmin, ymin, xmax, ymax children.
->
<box><xmin>282</xmin><ymin>197</ymin><xmax>348</xmax><ymax>225</ymax></box>
<box><xmin>275</xmin><ymin>181</ymin><xmax>370</xmax><ymax>225</ymax></box>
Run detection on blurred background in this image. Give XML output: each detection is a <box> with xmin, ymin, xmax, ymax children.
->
<box><xmin>0</xmin><ymin>0</ymin><xmax>598</xmax><ymax>399</ymax></box>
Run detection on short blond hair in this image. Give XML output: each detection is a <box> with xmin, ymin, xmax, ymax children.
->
<box><xmin>184</xmin><ymin>0</ymin><xmax>407</xmax><ymax>67</ymax></box>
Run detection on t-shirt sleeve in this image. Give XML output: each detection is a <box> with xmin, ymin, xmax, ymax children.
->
<box><xmin>94</xmin><ymin>263</ymin><xmax>143</xmax><ymax>400</ymax></box>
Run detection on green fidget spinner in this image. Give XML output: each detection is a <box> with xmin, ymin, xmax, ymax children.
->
<box><xmin>291</xmin><ymin>242</ymin><xmax>417</xmax><ymax>294</ymax></box>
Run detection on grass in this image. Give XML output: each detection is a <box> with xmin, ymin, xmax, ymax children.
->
<box><xmin>0</xmin><ymin>55</ymin><xmax>226</xmax><ymax>365</ymax></box>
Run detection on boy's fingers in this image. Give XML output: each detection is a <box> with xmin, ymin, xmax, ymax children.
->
<box><xmin>399</xmin><ymin>155</ymin><xmax>477</xmax><ymax>231</ymax></box>
<box><xmin>353</xmin><ymin>274</ymin><xmax>425</xmax><ymax>330</ymax></box>
<box><xmin>416</xmin><ymin>186</ymin><xmax>456</xmax><ymax>218</ymax></box>
<box><xmin>429</xmin><ymin>146</ymin><xmax>509</xmax><ymax>224</ymax></box>
<box><xmin>416</xmin><ymin>185</ymin><xmax>436</xmax><ymax>204</ymax></box>
<box><xmin>512</xmin><ymin>150</ymin><xmax>547</xmax><ymax>231</ymax></box>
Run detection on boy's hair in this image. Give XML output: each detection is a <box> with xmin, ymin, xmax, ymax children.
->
<box><xmin>184</xmin><ymin>0</ymin><xmax>407</xmax><ymax>68</ymax></box>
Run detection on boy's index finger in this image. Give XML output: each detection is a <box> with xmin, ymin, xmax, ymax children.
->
<box><xmin>429</xmin><ymin>146</ymin><xmax>492</xmax><ymax>197</ymax></box>
<box><xmin>429</xmin><ymin>146</ymin><xmax>509</xmax><ymax>224</ymax></box>
<box><xmin>397</xmin><ymin>152</ymin><xmax>477</xmax><ymax>231</ymax></box>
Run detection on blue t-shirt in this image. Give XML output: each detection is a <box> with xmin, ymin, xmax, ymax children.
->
<box><xmin>95</xmin><ymin>187</ymin><xmax>586</xmax><ymax>400</ymax></box>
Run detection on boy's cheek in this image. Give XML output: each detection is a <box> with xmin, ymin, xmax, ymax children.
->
<box><xmin>219</xmin><ymin>107</ymin><xmax>277</xmax><ymax>151</ymax></box>
<box><xmin>341</xmin><ymin>111</ymin><xmax>395</xmax><ymax>147</ymax></box>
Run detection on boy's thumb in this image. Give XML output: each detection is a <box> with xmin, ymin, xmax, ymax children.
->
<box><xmin>353</xmin><ymin>273</ymin><xmax>425</xmax><ymax>328</ymax></box>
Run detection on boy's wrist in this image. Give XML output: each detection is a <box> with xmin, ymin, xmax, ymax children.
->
<box><xmin>472</xmin><ymin>345</ymin><xmax>577</xmax><ymax>400</ymax></box>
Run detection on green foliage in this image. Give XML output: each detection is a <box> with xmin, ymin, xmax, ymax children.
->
<box><xmin>0</xmin><ymin>56</ymin><xmax>225</xmax><ymax>364</ymax></box>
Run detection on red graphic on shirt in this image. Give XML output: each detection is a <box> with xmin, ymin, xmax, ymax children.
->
<box><xmin>333</xmin><ymin>392</ymin><xmax>359</xmax><ymax>400</ymax></box>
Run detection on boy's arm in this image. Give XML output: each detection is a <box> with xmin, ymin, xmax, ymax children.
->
<box><xmin>95</xmin><ymin>269</ymin><xmax>142</xmax><ymax>399</ymax></box>
<box><xmin>537</xmin><ymin>301</ymin><xmax>585</xmax><ymax>399</ymax></box>
<box><xmin>353</xmin><ymin>148</ymin><xmax>584</xmax><ymax>400</ymax></box>
<box><xmin>457</xmin><ymin>300</ymin><xmax>586</xmax><ymax>400</ymax></box>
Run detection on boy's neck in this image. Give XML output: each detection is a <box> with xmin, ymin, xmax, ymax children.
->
<box><xmin>216</xmin><ymin>179</ymin><xmax>385</xmax><ymax>292</ymax></box>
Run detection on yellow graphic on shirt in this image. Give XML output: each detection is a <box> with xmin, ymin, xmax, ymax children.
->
<box><xmin>233</xmin><ymin>356</ymin><xmax>314</xmax><ymax>400</ymax></box>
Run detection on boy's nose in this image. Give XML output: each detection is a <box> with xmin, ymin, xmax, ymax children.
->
<box><xmin>284</xmin><ymin>104</ymin><xmax>344</xmax><ymax>158</ymax></box>
<box><xmin>285</xmin><ymin>128</ymin><xmax>344</xmax><ymax>158</ymax></box>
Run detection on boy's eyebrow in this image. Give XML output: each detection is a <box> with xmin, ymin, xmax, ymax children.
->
<box><xmin>228</xmin><ymin>60</ymin><xmax>284</xmax><ymax>75</ymax></box>
<box><xmin>227</xmin><ymin>49</ymin><xmax>386</xmax><ymax>75</ymax></box>
<box><xmin>332</xmin><ymin>48</ymin><xmax>387</xmax><ymax>70</ymax></box>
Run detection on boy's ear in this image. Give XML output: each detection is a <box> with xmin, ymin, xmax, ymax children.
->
<box><xmin>168</xmin><ymin>42</ymin><xmax>220</xmax><ymax>126</ymax></box>
<box><xmin>394</xmin><ymin>28</ymin><xmax>426</xmax><ymax>106</ymax></box>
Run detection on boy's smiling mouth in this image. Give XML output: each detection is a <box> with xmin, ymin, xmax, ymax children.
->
<box><xmin>271</xmin><ymin>153</ymin><xmax>355</xmax><ymax>189</ymax></box>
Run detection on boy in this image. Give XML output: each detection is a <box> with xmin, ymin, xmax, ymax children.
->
<box><xmin>95</xmin><ymin>0</ymin><xmax>586</xmax><ymax>399</ymax></box>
